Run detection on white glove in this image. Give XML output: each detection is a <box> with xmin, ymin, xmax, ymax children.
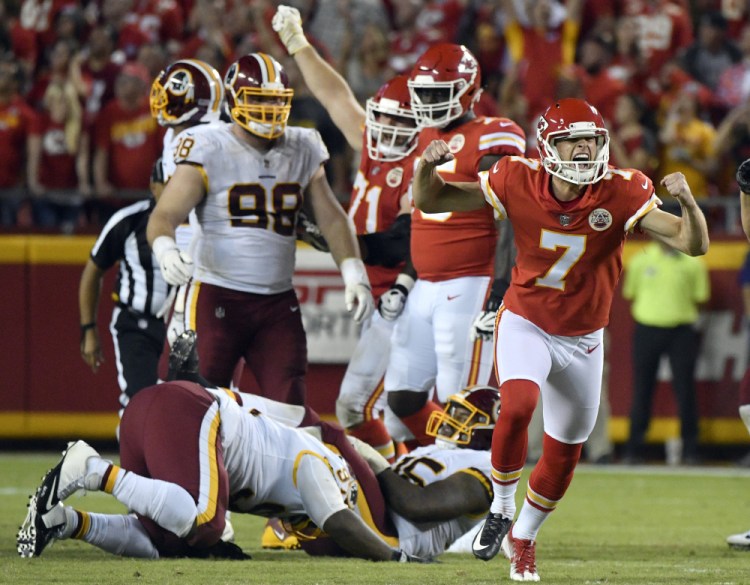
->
<box><xmin>470</xmin><ymin>310</ymin><xmax>497</xmax><ymax>341</ymax></box>
<box><xmin>378</xmin><ymin>273</ymin><xmax>415</xmax><ymax>321</ymax></box>
<box><xmin>153</xmin><ymin>236</ymin><xmax>194</xmax><ymax>286</ymax></box>
<box><xmin>271</xmin><ymin>5</ymin><xmax>310</xmax><ymax>55</ymax></box>
<box><xmin>341</xmin><ymin>258</ymin><xmax>374</xmax><ymax>324</ymax></box>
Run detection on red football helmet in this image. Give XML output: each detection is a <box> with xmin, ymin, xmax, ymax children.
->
<box><xmin>425</xmin><ymin>385</ymin><xmax>500</xmax><ymax>450</ymax></box>
<box><xmin>365</xmin><ymin>74</ymin><xmax>418</xmax><ymax>162</ymax></box>
<box><xmin>150</xmin><ymin>59</ymin><xmax>224</xmax><ymax>127</ymax></box>
<box><xmin>407</xmin><ymin>43</ymin><xmax>482</xmax><ymax>128</ymax></box>
<box><xmin>224</xmin><ymin>53</ymin><xmax>293</xmax><ymax>139</ymax></box>
<box><xmin>537</xmin><ymin>98</ymin><xmax>610</xmax><ymax>185</ymax></box>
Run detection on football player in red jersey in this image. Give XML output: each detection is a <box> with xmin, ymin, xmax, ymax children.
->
<box><xmin>381</xmin><ymin>43</ymin><xmax>524</xmax><ymax>447</ymax></box>
<box><xmin>414</xmin><ymin>98</ymin><xmax>709</xmax><ymax>581</ymax></box>
<box><xmin>273</xmin><ymin>6</ymin><xmax>419</xmax><ymax>462</ymax></box>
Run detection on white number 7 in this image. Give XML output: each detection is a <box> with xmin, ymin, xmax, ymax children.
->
<box><xmin>535</xmin><ymin>231</ymin><xmax>586</xmax><ymax>290</ymax></box>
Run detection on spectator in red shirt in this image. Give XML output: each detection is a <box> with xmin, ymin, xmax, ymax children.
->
<box><xmin>92</xmin><ymin>62</ymin><xmax>163</xmax><ymax>224</ymax></box>
<box><xmin>0</xmin><ymin>59</ymin><xmax>36</xmax><ymax>227</ymax></box>
<box><xmin>26</xmin><ymin>37</ymin><xmax>78</xmax><ymax>109</ymax></box>
<box><xmin>27</xmin><ymin>81</ymin><xmax>89</xmax><ymax>233</ymax></box>
<box><xmin>608</xmin><ymin>92</ymin><xmax>659</xmax><ymax>179</ymax></box>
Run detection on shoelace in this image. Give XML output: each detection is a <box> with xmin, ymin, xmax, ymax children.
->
<box><xmin>513</xmin><ymin>539</ymin><xmax>537</xmax><ymax>575</ymax></box>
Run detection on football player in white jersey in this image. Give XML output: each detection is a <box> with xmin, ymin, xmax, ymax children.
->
<box><xmin>146</xmin><ymin>53</ymin><xmax>374</xmax><ymax>406</ymax></box>
<box><xmin>149</xmin><ymin>58</ymin><xmax>225</xmax><ymax>346</ymax></box>
<box><xmin>273</xmin><ymin>5</ymin><xmax>418</xmax><ymax>460</ymax></box>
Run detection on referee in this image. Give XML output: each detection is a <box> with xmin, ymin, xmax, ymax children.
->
<box><xmin>79</xmin><ymin>158</ymin><xmax>171</xmax><ymax>418</ymax></box>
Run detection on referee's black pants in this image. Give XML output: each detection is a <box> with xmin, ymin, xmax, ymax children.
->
<box><xmin>110</xmin><ymin>306</ymin><xmax>166</xmax><ymax>411</ymax></box>
<box><xmin>626</xmin><ymin>322</ymin><xmax>700</xmax><ymax>459</ymax></box>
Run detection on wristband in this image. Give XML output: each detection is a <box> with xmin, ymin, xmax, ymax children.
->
<box><xmin>394</xmin><ymin>273</ymin><xmax>415</xmax><ymax>292</ymax></box>
<box><xmin>80</xmin><ymin>322</ymin><xmax>96</xmax><ymax>333</ymax></box>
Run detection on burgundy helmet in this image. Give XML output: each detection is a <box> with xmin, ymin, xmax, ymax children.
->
<box><xmin>150</xmin><ymin>59</ymin><xmax>224</xmax><ymax>127</ymax></box>
<box><xmin>407</xmin><ymin>43</ymin><xmax>482</xmax><ymax>128</ymax></box>
<box><xmin>426</xmin><ymin>385</ymin><xmax>501</xmax><ymax>450</ymax></box>
<box><xmin>365</xmin><ymin>74</ymin><xmax>418</xmax><ymax>162</ymax></box>
<box><xmin>224</xmin><ymin>53</ymin><xmax>293</xmax><ymax>139</ymax></box>
<box><xmin>537</xmin><ymin>98</ymin><xmax>610</xmax><ymax>185</ymax></box>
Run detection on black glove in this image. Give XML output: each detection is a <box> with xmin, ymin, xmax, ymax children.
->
<box><xmin>391</xmin><ymin>548</ymin><xmax>433</xmax><ymax>563</ymax></box>
<box><xmin>738</xmin><ymin>159</ymin><xmax>750</xmax><ymax>193</ymax></box>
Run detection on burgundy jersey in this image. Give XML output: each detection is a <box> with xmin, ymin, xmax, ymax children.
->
<box><xmin>479</xmin><ymin>156</ymin><xmax>660</xmax><ymax>336</ymax></box>
<box><xmin>412</xmin><ymin>117</ymin><xmax>525</xmax><ymax>282</ymax></box>
<box><xmin>348</xmin><ymin>138</ymin><xmax>417</xmax><ymax>298</ymax></box>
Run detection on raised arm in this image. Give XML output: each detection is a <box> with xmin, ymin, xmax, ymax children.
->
<box><xmin>413</xmin><ymin>139</ymin><xmax>487</xmax><ymax>213</ymax></box>
<box><xmin>272</xmin><ymin>5</ymin><xmax>365</xmax><ymax>149</ymax></box>
<box><xmin>639</xmin><ymin>172</ymin><xmax>709</xmax><ymax>256</ymax></box>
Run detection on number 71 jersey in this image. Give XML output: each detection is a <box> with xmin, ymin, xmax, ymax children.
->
<box><xmin>175</xmin><ymin>122</ymin><xmax>328</xmax><ymax>294</ymax></box>
<box><xmin>479</xmin><ymin>156</ymin><xmax>661</xmax><ymax>336</ymax></box>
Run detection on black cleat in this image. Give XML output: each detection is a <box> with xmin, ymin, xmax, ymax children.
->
<box><xmin>471</xmin><ymin>512</ymin><xmax>512</xmax><ymax>561</ymax></box>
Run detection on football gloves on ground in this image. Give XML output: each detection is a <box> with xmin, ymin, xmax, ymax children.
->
<box><xmin>272</xmin><ymin>5</ymin><xmax>310</xmax><ymax>55</ymax></box>
<box><xmin>737</xmin><ymin>159</ymin><xmax>750</xmax><ymax>193</ymax></box>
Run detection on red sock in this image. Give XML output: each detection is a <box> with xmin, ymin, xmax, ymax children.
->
<box><xmin>349</xmin><ymin>419</ymin><xmax>395</xmax><ymax>462</ymax></box>
<box><xmin>740</xmin><ymin>368</ymin><xmax>750</xmax><ymax>405</ymax></box>
<box><xmin>400</xmin><ymin>400</ymin><xmax>442</xmax><ymax>446</ymax></box>
<box><xmin>527</xmin><ymin>433</ymin><xmax>583</xmax><ymax>511</ymax></box>
<box><xmin>491</xmin><ymin>380</ymin><xmax>539</xmax><ymax>472</ymax></box>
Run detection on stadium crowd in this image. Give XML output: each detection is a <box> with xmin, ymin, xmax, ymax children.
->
<box><xmin>1</xmin><ymin>0</ymin><xmax>750</xmax><ymax>234</ymax></box>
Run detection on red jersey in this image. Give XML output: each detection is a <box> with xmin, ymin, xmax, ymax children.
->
<box><xmin>94</xmin><ymin>99</ymin><xmax>163</xmax><ymax>190</ymax></box>
<box><xmin>413</xmin><ymin>117</ymin><xmax>525</xmax><ymax>282</ymax></box>
<box><xmin>348</xmin><ymin>139</ymin><xmax>417</xmax><ymax>298</ymax></box>
<box><xmin>30</xmin><ymin>114</ymin><xmax>77</xmax><ymax>189</ymax></box>
<box><xmin>0</xmin><ymin>97</ymin><xmax>37</xmax><ymax>188</ymax></box>
<box><xmin>479</xmin><ymin>156</ymin><xmax>659</xmax><ymax>336</ymax></box>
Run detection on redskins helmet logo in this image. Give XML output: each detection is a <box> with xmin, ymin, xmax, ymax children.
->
<box><xmin>167</xmin><ymin>69</ymin><xmax>194</xmax><ymax>101</ymax></box>
<box><xmin>386</xmin><ymin>167</ymin><xmax>403</xmax><ymax>188</ymax></box>
<box><xmin>588</xmin><ymin>208</ymin><xmax>612</xmax><ymax>231</ymax></box>
<box><xmin>448</xmin><ymin>134</ymin><xmax>465</xmax><ymax>153</ymax></box>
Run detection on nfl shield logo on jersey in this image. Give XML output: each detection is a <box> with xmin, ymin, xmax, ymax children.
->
<box><xmin>215</xmin><ymin>306</ymin><xmax>226</xmax><ymax>319</ymax></box>
<box><xmin>588</xmin><ymin>208</ymin><xmax>612</xmax><ymax>231</ymax></box>
<box><xmin>559</xmin><ymin>214</ymin><xmax>571</xmax><ymax>227</ymax></box>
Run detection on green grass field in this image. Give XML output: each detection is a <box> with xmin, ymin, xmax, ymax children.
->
<box><xmin>1</xmin><ymin>451</ymin><xmax>749</xmax><ymax>585</ymax></box>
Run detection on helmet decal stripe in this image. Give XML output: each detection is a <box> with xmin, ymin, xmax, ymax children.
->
<box><xmin>258</xmin><ymin>53</ymin><xmax>277</xmax><ymax>84</ymax></box>
<box><xmin>186</xmin><ymin>59</ymin><xmax>223</xmax><ymax>113</ymax></box>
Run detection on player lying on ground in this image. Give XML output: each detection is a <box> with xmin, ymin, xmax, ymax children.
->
<box><xmin>17</xmin><ymin>335</ymin><xmax>499</xmax><ymax>560</ymax></box>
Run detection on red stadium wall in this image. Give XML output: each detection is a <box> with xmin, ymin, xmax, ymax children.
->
<box><xmin>0</xmin><ymin>235</ymin><xmax>749</xmax><ymax>445</ymax></box>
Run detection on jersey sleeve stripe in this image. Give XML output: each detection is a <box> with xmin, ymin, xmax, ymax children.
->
<box><xmin>478</xmin><ymin>171</ymin><xmax>507</xmax><ymax>220</ymax></box>
<box><xmin>196</xmin><ymin>401</ymin><xmax>222</xmax><ymax>526</ymax></box>
<box><xmin>478</xmin><ymin>133</ymin><xmax>526</xmax><ymax>153</ymax></box>
<box><xmin>624</xmin><ymin>193</ymin><xmax>662</xmax><ymax>232</ymax></box>
<box><xmin>459</xmin><ymin>467</ymin><xmax>493</xmax><ymax>501</ymax></box>
<box><xmin>180</xmin><ymin>161</ymin><xmax>209</xmax><ymax>192</ymax></box>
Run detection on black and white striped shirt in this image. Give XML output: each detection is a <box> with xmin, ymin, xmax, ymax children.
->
<box><xmin>90</xmin><ymin>199</ymin><xmax>170</xmax><ymax>317</ymax></box>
